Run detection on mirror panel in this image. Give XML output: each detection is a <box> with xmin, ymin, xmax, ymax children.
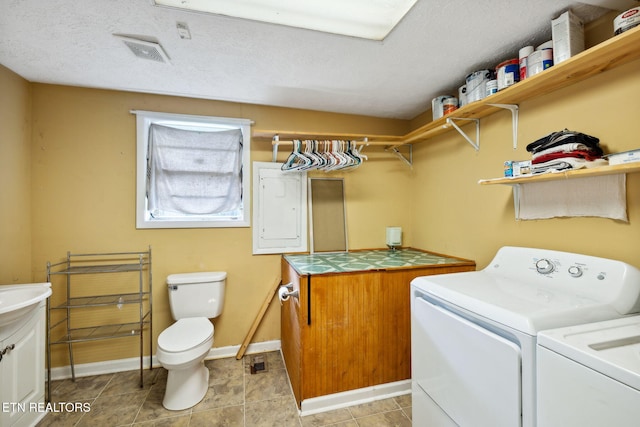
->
<box><xmin>309</xmin><ymin>178</ymin><xmax>347</xmax><ymax>253</ymax></box>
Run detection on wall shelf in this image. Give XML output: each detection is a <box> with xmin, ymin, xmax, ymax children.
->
<box><xmin>253</xmin><ymin>25</ymin><xmax>640</xmax><ymax>149</ymax></box>
<box><xmin>478</xmin><ymin>163</ymin><xmax>640</xmax><ymax>186</ymax></box>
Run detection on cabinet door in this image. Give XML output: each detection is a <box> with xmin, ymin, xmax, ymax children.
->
<box><xmin>303</xmin><ymin>272</ymin><xmax>386</xmax><ymax>398</ymax></box>
<box><xmin>0</xmin><ymin>307</ymin><xmax>46</xmax><ymax>427</ymax></box>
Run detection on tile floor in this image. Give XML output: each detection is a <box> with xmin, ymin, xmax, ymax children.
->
<box><xmin>38</xmin><ymin>351</ymin><xmax>412</xmax><ymax>426</ymax></box>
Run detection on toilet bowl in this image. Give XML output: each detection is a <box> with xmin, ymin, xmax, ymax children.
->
<box><xmin>156</xmin><ymin>271</ymin><xmax>226</xmax><ymax>411</ymax></box>
<box><xmin>156</xmin><ymin>318</ymin><xmax>214</xmax><ymax>410</ymax></box>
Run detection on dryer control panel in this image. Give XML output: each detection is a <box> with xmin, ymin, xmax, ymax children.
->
<box><xmin>487</xmin><ymin>246</ymin><xmax>640</xmax><ymax>315</ymax></box>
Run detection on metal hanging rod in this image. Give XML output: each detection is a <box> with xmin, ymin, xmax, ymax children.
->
<box><xmin>271</xmin><ymin>135</ymin><xmax>403</xmax><ymax>162</ymax></box>
<box><xmin>271</xmin><ymin>135</ymin><xmax>415</xmax><ymax>167</ymax></box>
<box><xmin>270</xmin><ymin>136</ymin><xmax>398</xmax><ymax>146</ymax></box>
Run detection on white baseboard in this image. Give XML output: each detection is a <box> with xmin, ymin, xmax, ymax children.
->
<box><xmin>299</xmin><ymin>380</ymin><xmax>412</xmax><ymax>416</ymax></box>
<box><xmin>48</xmin><ymin>340</ymin><xmax>281</xmax><ymax>381</ymax></box>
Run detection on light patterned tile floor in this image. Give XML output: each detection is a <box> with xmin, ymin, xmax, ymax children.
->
<box><xmin>38</xmin><ymin>351</ymin><xmax>412</xmax><ymax>426</ymax></box>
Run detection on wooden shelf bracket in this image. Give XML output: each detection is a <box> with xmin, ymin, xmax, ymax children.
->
<box><xmin>446</xmin><ymin>117</ymin><xmax>480</xmax><ymax>151</ymax></box>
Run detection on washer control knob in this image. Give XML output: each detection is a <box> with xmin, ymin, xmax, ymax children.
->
<box><xmin>536</xmin><ymin>259</ymin><xmax>555</xmax><ymax>274</ymax></box>
<box><xmin>568</xmin><ymin>265</ymin><xmax>583</xmax><ymax>278</ymax></box>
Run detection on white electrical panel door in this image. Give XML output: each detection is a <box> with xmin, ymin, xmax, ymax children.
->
<box><xmin>252</xmin><ymin>162</ymin><xmax>307</xmax><ymax>254</ymax></box>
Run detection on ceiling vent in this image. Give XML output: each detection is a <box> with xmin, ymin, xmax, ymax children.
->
<box><xmin>115</xmin><ymin>35</ymin><xmax>170</xmax><ymax>63</ymax></box>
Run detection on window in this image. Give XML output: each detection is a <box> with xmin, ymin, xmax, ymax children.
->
<box><xmin>134</xmin><ymin>110</ymin><xmax>252</xmax><ymax>229</ymax></box>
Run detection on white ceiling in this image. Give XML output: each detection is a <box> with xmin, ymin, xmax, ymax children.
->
<box><xmin>0</xmin><ymin>0</ymin><xmax>637</xmax><ymax>120</ymax></box>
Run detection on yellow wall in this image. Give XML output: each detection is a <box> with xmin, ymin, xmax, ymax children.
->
<box><xmin>0</xmin><ymin>65</ymin><xmax>32</xmax><ymax>284</ymax></box>
<box><xmin>410</xmin><ymin>57</ymin><xmax>640</xmax><ymax>269</ymax></box>
<box><xmin>3</xmin><ymin>25</ymin><xmax>640</xmax><ymax>369</ymax></box>
<box><xmin>26</xmin><ymin>84</ymin><xmax>412</xmax><ymax>366</ymax></box>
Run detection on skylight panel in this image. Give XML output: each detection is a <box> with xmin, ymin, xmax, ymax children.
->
<box><xmin>153</xmin><ymin>0</ymin><xmax>417</xmax><ymax>40</ymax></box>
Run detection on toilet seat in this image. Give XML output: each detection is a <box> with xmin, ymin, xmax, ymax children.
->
<box><xmin>158</xmin><ymin>318</ymin><xmax>214</xmax><ymax>353</ymax></box>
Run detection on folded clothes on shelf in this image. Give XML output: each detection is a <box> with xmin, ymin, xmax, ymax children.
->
<box><xmin>526</xmin><ymin>129</ymin><xmax>605</xmax><ymax>174</ymax></box>
<box><xmin>526</xmin><ymin>129</ymin><xmax>601</xmax><ymax>154</ymax></box>
<box><xmin>530</xmin><ymin>157</ymin><xmax>607</xmax><ymax>174</ymax></box>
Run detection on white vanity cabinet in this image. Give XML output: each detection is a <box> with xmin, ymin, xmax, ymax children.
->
<box><xmin>0</xmin><ymin>300</ymin><xmax>47</xmax><ymax>427</ymax></box>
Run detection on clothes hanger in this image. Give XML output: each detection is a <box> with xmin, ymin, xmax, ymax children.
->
<box><xmin>282</xmin><ymin>139</ymin><xmax>366</xmax><ymax>172</ymax></box>
<box><xmin>281</xmin><ymin>140</ymin><xmax>312</xmax><ymax>171</ymax></box>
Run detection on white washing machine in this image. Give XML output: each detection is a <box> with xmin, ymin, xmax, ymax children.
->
<box><xmin>411</xmin><ymin>246</ymin><xmax>640</xmax><ymax>427</ymax></box>
<box><xmin>537</xmin><ymin>316</ymin><xmax>640</xmax><ymax>426</ymax></box>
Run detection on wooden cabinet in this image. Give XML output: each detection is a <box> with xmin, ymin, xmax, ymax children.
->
<box><xmin>281</xmin><ymin>250</ymin><xmax>475</xmax><ymax>408</ymax></box>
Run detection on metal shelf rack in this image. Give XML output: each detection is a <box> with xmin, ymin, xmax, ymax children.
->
<box><xmin>46</xmin><ymin>248</ymin><xmax>152</xmax><ymax>401</ymax></box>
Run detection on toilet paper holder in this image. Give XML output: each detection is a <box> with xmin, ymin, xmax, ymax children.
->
<box><xmin>279</xmin><ymin>282</ymin><xmax>299</xmax><ymax>302</ymax></box>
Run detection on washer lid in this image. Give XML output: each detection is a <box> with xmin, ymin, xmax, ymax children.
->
<box><xmin>158</xmin><ymin>318</ymin><xmax>213</xmax><ymax>353</ymax></box>
<box><xmin>167</xmin><ymin>271</ymin><xmax>227</xmax><ymax>285</ymax></box>
<box><xmin>538</xmin><ymin>315</ymin><xmax>640</xmax><ymax>390</ymax></box>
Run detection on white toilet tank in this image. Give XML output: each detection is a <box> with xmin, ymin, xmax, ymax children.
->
<box><xmin>167</xmin><ymin>271</ymin><xmax>226</xmax><ymax>320</ymax></box>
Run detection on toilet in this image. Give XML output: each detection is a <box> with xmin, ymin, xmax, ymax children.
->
<box><xmin>156</xmin><ymin>271</ymin><xmax>226</xmax><ymax>410</ymax></box>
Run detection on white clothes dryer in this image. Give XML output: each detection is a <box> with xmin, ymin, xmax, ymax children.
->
<box><xmin>411</xmin><ymin>246</ymin><xmax>640</xmax><ymax>427</ymax></box>
<box><xmin>537</xmin><ymin>316</ymin><xmax>640</xmax><ymax>426</ymax></box>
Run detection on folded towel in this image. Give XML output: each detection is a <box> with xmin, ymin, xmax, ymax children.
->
<box><xmin>516</xmin><ymin>174</ymin><xmax>627</xmax><ymax>221</ymax></box>
<box><xmin>530</xmin><ymin>157</ymin><xmax>607</xmax><ymax>174</ymax></box>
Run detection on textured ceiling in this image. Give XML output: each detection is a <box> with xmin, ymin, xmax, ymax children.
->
<box><xmin>0</xmin><ymin>0</ymin><xmax>636</xmax><ymax>119</ymax></box>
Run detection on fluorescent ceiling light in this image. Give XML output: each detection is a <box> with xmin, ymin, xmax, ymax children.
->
<box><xmin>153</xmin><ymin>0</ymin><xmax>418</xmax><ymax>40</ymax></box>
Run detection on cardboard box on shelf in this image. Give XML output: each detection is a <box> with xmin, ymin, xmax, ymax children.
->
<box><xmin>504</xmin><ymin>160</ymin><xmax>532</xmax><ymax>177</ymax></box>
<box><xmin>606</xmin><ymin>149</ymin><xmax>640</xmax><ymax>165</ymax></box>
<box><xmin>552</xmin><ymin>10</ymin><xmax>584</xmax><ymax>65</ymax></box>
<box><xmin>513</xmin><ymin>160</ymin><xmax>532</xmax><ymax>176</ymax></box>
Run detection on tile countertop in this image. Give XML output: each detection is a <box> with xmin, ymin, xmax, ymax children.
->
<box><xmin>283</xmin><ymin>248</ymin><xmax>474</xmax><ymax>275</ymax></box>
